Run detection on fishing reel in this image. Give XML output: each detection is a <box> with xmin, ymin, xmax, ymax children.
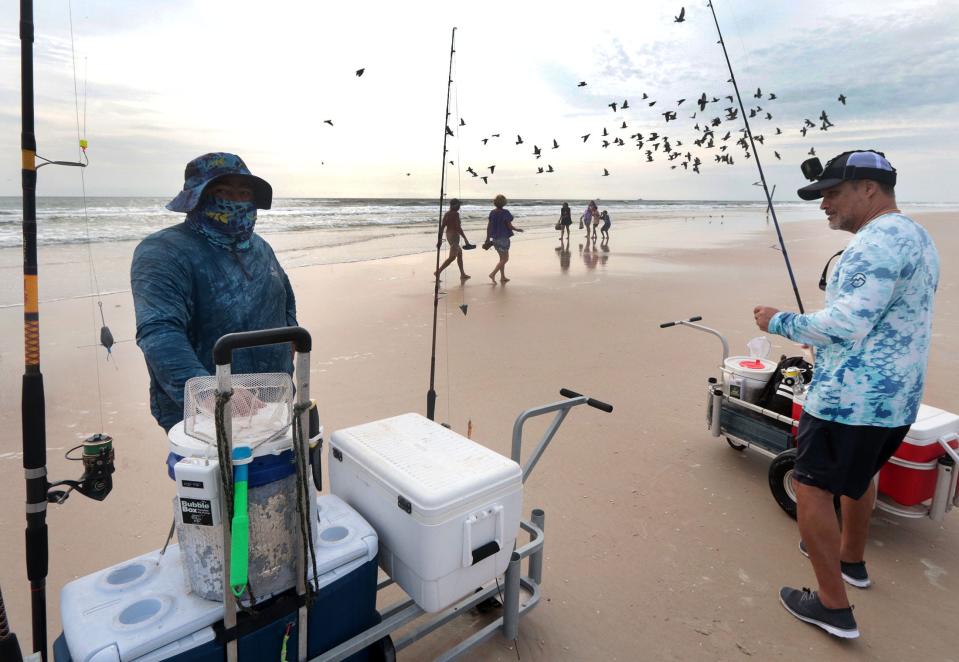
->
<box><xmin>47</xmin><ymin>433</ymin><xmax>116</xmax><ymax>504</ymax></box>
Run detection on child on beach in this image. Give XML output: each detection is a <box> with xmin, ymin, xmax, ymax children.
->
<box><xmin>600</xmin><ymin>210</ymin><xmax>611</xmax><ymax>240</ymax></box>
<box><xmin>485</xmin><ymin>194</ymin><xmax>523</xmax><ymax>284</ymax></box>
<box><xmin>435</xmin><ymin>198</ymin><xmax>471</xmax><ymax>280</ymax></box>
<box><xmin>558</xmin><ymin>202</ymin><xmax>572</xmax><ymax>240</ymax></box>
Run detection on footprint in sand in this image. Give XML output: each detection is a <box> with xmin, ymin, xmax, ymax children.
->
<box><xmin>920</xmin><ymin>558</ymin><xmax>947</xmax><ymax>590</ymax></box>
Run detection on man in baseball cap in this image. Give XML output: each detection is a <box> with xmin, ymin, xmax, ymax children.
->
<box><xmin>753</xmin><ymin>150</ymin><xmax>940</xmax><ymax>638</ymax></box>
<box><xmin>132</xmin><ymin>153</ymin><xmax>297</xmax><ymax>455</ymax></box>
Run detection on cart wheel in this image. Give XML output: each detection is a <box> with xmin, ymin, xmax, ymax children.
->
<box><xmin>768</xmin><ymin>449</ymin><xmax>798</xmax><ymax>518</ymax></box>
<box><xmin>726</xmin><ymin>437</ymin><xmax>747</xmax><ymax>451</ymax></box>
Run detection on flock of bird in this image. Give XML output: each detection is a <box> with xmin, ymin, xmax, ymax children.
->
<box><xmin>318</xmin><ymin>10</ymin><xmax>851</xmax><ymax>185</ymax></box>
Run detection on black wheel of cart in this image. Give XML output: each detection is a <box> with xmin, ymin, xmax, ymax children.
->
<box><xmin>768</xmin><ymin>448</ymin><xmax>798</xmax><ymax>518</ymax></box>
<box><xmin>726</xmin><ymin>437</ymin><xmax>747</xmax><ymax>451</ymax></box>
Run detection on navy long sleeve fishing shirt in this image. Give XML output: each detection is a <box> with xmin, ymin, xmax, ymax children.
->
<box><xmin>131</xmin><ymin>223</ymin><xmax>297</xmax><ymax>432</ymax></box>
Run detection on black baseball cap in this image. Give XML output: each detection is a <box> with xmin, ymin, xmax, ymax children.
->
<box><xmin>797</xmin><ymin>150</ymin><xmax>896</xmax><ymax>201</ymax></box>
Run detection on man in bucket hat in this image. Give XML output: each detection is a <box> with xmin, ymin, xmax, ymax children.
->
<box><xmin>753</xmin><ymin>151</ymin><xmax>939</xmax><ymax>638</ymax></box>
<box><xmin>132</xmin><ymin>153</ymin><xmax>297</xmax><ymax>451</ymax></box>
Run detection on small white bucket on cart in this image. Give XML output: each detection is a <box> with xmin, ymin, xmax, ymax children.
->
<box><xmin>722</xmin><ymin>356</ymin><xmax>777</xmax><ymax>403</ymax></box>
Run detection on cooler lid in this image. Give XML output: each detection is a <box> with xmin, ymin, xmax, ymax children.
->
<box><xmin>330</xmin><ymin>413</ymin><xmax>522</xmax><ymax>516</ymax></box>
<box><xmin>906</xmin><ymin>404</ymin><xmax>959</xmax><ymax>444</ymax></box>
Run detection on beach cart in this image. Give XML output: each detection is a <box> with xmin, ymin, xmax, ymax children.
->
<box><xmin>52</xmin><ymin>326</ymin><xmax>614</xmax><ymax>661</ymax></box>
<box><xmin>660</xmin><ymin>316</ymin><xmax>959</xmax><ymax>523</ymax></box>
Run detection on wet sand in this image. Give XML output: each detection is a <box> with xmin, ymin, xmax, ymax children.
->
<box><xmin>0</xmin><ymin>208</ymin><xmax>956</xmax><ymax>660</ymax></box>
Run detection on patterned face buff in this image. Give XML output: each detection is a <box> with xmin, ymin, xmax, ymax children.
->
<box><xmin>186</xmin><ymin>196</ymin><xmax>258</xmax><ymax>251</ymax></box>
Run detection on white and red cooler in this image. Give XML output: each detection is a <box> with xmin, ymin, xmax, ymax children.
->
<box><xmin>879</xmin><ymin>404</ymin><xmax>959</xmax><ymax>506</ymax></box>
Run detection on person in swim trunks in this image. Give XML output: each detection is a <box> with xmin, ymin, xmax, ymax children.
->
<box><xmin>435</xmin><ymin>198</ymin><xmax>471</xmax><ymax>280</ymax></box>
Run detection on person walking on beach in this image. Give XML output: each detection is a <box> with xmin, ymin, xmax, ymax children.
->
<box><xmin>600</xmin><ymin>209</ymin><xmax>612</xmax><ymax>240</ymax></box>
<box><xmin>591</xmin><ymin>204</ymin><xmax>601</xmax><ymax>241</ymax></box>
<box><xmin>435</xmin><ymin>198</ymin><xmax>471</xmax><ymax>281</ymax></box>
<box><xmin>485</xmin><ymin>194</ymin><xmax>523</xmax><ymax>284</ymax></box>
<box><xmin>131</xmin><ymin>153</ymin><xmax>297</xmax><ymax>455</ymax></box>
<box><xmin>582</xmin><ymin>201</ymin><xmax>597</xmax><ymax>240</ymax></box>
<box><xmin>753</xmin><ymin>150</ymin><xmax>939</xmax><ymax>639</ymax></box>
<box><xmin>558</xmin><ymin>202</ymin><xmax>572</xmax><ymax>241</ymax></box>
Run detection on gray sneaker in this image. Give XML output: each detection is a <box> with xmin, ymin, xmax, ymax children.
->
<box><xmin>779</xmin><ymin>586</ymin><xmax>859</xmax><ymax>639</ymax></box>
<box><xmin>798</xmin><ymin>540</ymin><xmax>872</xmax><ymax>588</ymax></box>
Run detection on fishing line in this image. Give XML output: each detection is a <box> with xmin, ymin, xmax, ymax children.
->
<box><xmin>68</xmin><ymin>0</ymin><xmax>110</xmax><ymax>433</ymax></box>
<box><xmin>706</xmin><ymin>0</ymin><xmax>805</xmax><ymax>313</ymax></box>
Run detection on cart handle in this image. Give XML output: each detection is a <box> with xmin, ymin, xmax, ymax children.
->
<box><xmin>658</xmin><ymin>316</ymin><xmax>729</xmax><ymax>362</ymax></box>
<box><xmin>213</xmin><ymin>326</ymin><xmax>312</xmax><ymax>366</ymax></box>
<box><xmin>512</xmin><ymin>388</ymin><xmax>613</xmax><ymax>483</ymax></box>
<box><xmin>558</xmin><ymin>388</ymin><xmax>614</xmax><ymax>413</ymax></box>
<box><xmin>659</xmin><ymin>315</ymin><xmax>702</xmax><ymax>328</ymax></box>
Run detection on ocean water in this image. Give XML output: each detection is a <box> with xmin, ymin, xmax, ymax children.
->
<box><xmin>0</xmin><ymin>196</ymin><xmax>829</xmax><ymax>248</ymax></box>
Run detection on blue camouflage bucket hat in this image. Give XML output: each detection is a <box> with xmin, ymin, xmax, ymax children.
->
<box><xmin>166</xmin><ymin>152</ymin><xmax>272</xmax><ymax>212</ymax></box>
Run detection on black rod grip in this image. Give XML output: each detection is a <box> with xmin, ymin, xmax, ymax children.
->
<box><xmin>586</xmin><ymin>398</ymin><xmax>614</xmax><ymax>413</ymax></box>
<box><xmin>213</xmin><ymin>326</ymin><xmax>311</xmax><ymax>365</ymax></box>
<box><xmin>688</xmin><ymin>315</ymin><xmax>703</xmax><ymax>322</ymax></box>
<box><xmin>559</xmin><ymin>388</ymin><xmax>582</xmax><ymax>399</ymax></box>
<box><xmin>659</xmin><ymin>321</ymin><xmax>675</xmax><ymax>328</ymax></box>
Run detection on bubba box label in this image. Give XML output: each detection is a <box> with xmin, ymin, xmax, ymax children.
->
<box><xmin>180</xmin><ymin>498</ymin><xmax>214</xmax><ymax>526</ymax></box>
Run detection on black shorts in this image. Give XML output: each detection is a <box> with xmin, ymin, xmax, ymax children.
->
<box><xmin>794</xmin><ymin>412</ymin><xmax>909</xmax><ymax>499</ymax></box>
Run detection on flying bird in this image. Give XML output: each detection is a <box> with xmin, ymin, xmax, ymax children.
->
<box><xmin>481</xmin><ymin>176</ymin><xmax>489</xmax><ymax>183</ymax></box>
<box><xmin>537</xmin><ymin>167</ymin><xmax>544</xmax><ymax>174</ymax></box>
<box><xmin>768</xmin><ymin>93</ymin><xmax>777</xmax><ymax>100</ymax></box>
<box><xmin>609</xmin><ymin>101</ymin><xmax>618</xmax><ymax>112</ymax></box>
<box><xmin>621</xmin><ymin>121</ymin><xmax>628</xmax><ymax>129</ymax></box>
<box><xmin>355</xmin><ymin>68</ymin><xmax>365</xmax><ymax>77</ymax></box>
<box><xmin>446</xmin><ymin>125</ymin><xmax>454</xmax><ymax>136</ymax></box>
<box><xmin>838</xmin><ymin>93</ymin><xmax>847</xmax><ymax>105</ymax></box>
<box><xmin>515</xmin><ymin>134</ymin><xmax>523</xmax><ymax>145</ymax></box>
<box><xmin>552</xmin><ymin>139</ymin><xmax>559</xmax><ymax>149</ymax></box>
<box><xmin>488</xmin><ymin>165</ymin><xmax>496</xmax><ymax>173</ymax></box>
<box><xmin>481</xmin><ymin>138</ymin><xmax>489</xmax><ymax>145</ymax></box>
<box><xmin>662</xmin><ymin>111</ymin><xmax>677</xmax><ymax>122</ymax></box>
<box><xmin>754</xmin><ymin>87</ymin><xmax>762</xmax><ymax>98</ymax></box>
<box><xmin>808</xmin><ymin>147</ymin><xmax>816</xmax><ymax>156</ymax></box>
<box><xmin>677</xmin><ymin>98</ymin><xmax>686</xmax><ymax>106</ymax></box>
<box><xmin>533</xmin><ymin>145</ymin><xmax>542</xmax><ymax>157</ymax></box>
<box><xmin>774</xmin><ymin>151</ymin><xmax>781</xmax><ymax>160</ymax></box>
<box><xmin>621</xmin><ymin>99</ymin><xmax>629</xmax><ymax>109</ymax></box>
<box><xmin>581</xmin><ymin>134</ymin><xmax>591</xmax><ymax>142</ymax></box>
<box><xmin>697</xmin><ymin>92</ymin><xmax>708</xmax><ymax>111</ymax></box>
<box><xmin>547</xmin><ymin>164</ymin><xmax>555</xmax><ymax>173</ymax></box>
<box><xmin>602</xmin><ymin>168</ymin><xmax>610</xmax><ymax>176</ymax></box>
<box><xmin>459</xmin><ymin>118</ymin><xmax>466</xmax><ymax>126</ymax></box>
<box><xmin>674</xmin><ymin>7</ymin><xmax>686</xmax><ymax>22</ymax></box>
<box><xmin>578</xmin><ymin>81</ymin><xmax>587</xmax><ymax>87</ymax></box>
<box><xmin>323</xmin><ymin>119</ymin><xmax>334</xmax><ymax>126</ymax></box>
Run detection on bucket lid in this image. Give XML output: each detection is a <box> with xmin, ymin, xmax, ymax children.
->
<box><xmin>168</xmin><ymin>420</ymin><xmax>293</xmax><ymax>459</ymax></box>
<box><xmin>723</xmin><ymin>356</ymin><xmax>776</xmax><ymax>375</ymax></box>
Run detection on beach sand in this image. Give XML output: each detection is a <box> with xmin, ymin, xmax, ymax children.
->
<box><xmin>1</xmin><ymin>207</ymin><xmax>956</xmax><ymax>660</ymax></box>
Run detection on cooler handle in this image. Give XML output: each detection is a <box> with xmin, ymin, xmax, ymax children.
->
<box><xmin>938</xmin><ymin>433</ymin><xmax>959</xmax><ymax>465</ymax></box>
<box><xmin>462</xmin><ymin>505</ymin><xmax>504</xmax><ymax>568</ymax></box>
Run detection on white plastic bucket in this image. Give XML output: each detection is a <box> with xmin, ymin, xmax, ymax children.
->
<box><xmin>723</xmin><ymin>356</ymin><xmax>777</xmax><ymax>403</ymax></box>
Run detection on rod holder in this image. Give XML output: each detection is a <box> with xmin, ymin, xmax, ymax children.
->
<box><xmin>528</xmin><ymin>509</ymin><xmax>545</xmax><ymax>585</ymax></box>
<box><xmin>502</xmin><ymin>552</ymin><xmax>522</xmax><ymax>642</ymax></box>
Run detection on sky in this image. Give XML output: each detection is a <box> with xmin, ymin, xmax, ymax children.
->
<box><xmin>0</xmin><ymin>0</ymin><xmax>957</xmax><ymax>201</ymax></box>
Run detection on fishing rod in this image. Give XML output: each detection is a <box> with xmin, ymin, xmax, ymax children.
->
<box><xmin>706</xmin><ymin>0</ymin><xmax>805</xmax><ymax>313</ymax></box>
<box><xmin>427</xmin><ymin>26</ymin><xmax>457</xmax><ymax>421</ymax></box>
<box><xmin>19</xmin><ymin>2</ymin><xmax>115</xmax><ymax>658</ymax></box>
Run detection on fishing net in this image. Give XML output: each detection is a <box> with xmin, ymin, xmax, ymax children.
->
<box><xmin>183</xmin><ymin>373</ymin><xmax>294</xmax><ymax>448</ymax></box>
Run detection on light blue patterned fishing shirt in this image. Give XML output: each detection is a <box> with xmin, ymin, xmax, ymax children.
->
<box><xmin>769</xmin><ymin>212</ymin><xmax>939</xmax><ymax>427</ymax></box>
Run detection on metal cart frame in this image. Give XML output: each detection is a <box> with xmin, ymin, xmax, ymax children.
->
<box><xmin>661</xmin><ymin>316</ymin><xmax>959</xmax><ymax>522</ymax></box>
<box><xmin>311</xmin><ymin>388</ymin><xmax>612</xmax><ymax>662</ymax></box>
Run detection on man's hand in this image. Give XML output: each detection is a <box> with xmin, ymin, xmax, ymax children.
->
<box><xmin>753</xmin><ymin>305</ymin><xmax>780</xmax><ymax>332</ymax></box>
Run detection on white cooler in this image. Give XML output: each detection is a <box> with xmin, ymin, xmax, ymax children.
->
<box><xmin>329</xmin><ymin>413</ymin><xmax>523</xmax><ymax>612</ymax></box>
